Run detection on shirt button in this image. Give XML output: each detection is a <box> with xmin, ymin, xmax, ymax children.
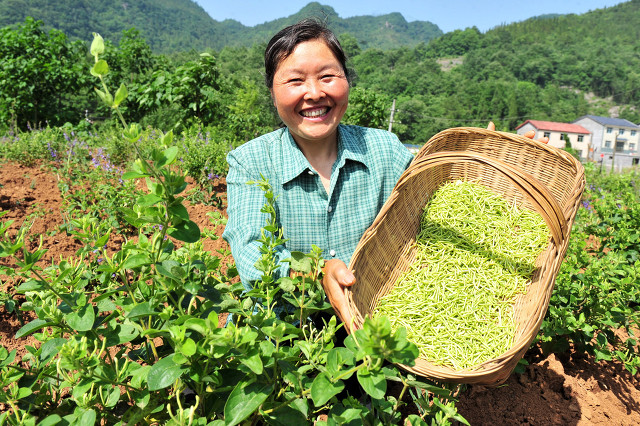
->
<box><xmin>327</xmin><ymin>205</ymin><xmax>333</xmax><ymax>212</ymax></box>
<box><xmin>329</xmin><ymin>249</ymin><xmax>336</xmax><ymax>257</ymax></box>
<box><xmin>307</xmin><ymin>170</ymin><xmax>314</xmax><ymax>175</ymax></box>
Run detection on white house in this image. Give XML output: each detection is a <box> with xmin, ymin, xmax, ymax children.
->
<box><xmin>572</xmin><ymin>115</ymin><xmax>640</xmax><ymax>169</ymax></box>
<box><xmin>515</xmin><ymin>120</ymin><xmax>591</xmax><ymax>161</ymax></box>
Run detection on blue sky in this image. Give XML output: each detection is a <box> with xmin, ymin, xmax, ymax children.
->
<box><xmin>194</xmin><ymin>0</ymin><xmax>625</xmax><ymax>33</ymax></box>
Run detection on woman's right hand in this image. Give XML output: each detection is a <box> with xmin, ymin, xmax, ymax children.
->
<box><xmin>321</xmin><ymin>259</ymin><xmax>356</xmax><ymax>332</ymax></box>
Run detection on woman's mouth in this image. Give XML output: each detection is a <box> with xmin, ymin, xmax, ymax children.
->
<box><xmin>300</xmin><ymin>107</ymin><xmax>330</xmax><ymax>118</ymax></box>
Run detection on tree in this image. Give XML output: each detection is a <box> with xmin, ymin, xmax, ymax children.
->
<box><xmin>339</xmin><ymin>33</ymin><xmax>361</xmax><ymax>58</ymax></box>
<box><xmin>0</xmin><ymin>17</ymin><xmax>87</xmax><ymax>130</ymax></box>
<box><xmin>343</xmin><ymin>87</ymin><xmax>389</xmax><ymax>129</ymax></box>
<box><xmin>135</xmin><ymin>53</ymin><xmax>228</xmax><ymax>129</ymax></box>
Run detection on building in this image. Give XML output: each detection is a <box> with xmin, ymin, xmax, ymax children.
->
<box><xmin>515</xmin><ymin>120</ymin><xmax>591</xmax><ymax>160</ymax></box>
<box><xmin>572</xmin><ymin>115</ymin><xmax>640</xmax><ymax>169</ymax></box>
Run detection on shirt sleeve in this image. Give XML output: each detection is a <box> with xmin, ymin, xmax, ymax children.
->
<box><xmin>222</xmin><ymin>149</ymin><xmax>291</xmax><ymax>290</ymax></box>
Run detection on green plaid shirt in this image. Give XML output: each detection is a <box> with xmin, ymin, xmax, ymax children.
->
<box><xmin>222</xmin><ymin>124</ymin><xmax>413</xmax><ymax>289</ymax></box>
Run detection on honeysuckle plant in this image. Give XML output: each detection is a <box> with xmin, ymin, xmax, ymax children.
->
<box><xmin>0</xmin><ymin>33</ymin><xmax>464</xmax><ymax>425</ymax></box>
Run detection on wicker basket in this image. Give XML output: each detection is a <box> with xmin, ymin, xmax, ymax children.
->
<box><xmin>346</xmin><ymin>127</ymin><xmax>585</xmax><ymax>386</ymax></box>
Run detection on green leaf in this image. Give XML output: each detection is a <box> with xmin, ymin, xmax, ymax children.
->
<box><xmin>78</xmin><ymin>409</ymin><xmax>97</xmax><ymax>426</ymax></box>
<box><xmin>406</xmin><ymin>414</ymin><xmax>428</xmax><ymax>426</ymax></box>
<box><xmin>147</xmin><ymin>355</ymin><xmax>185</xmax><ymax>391</ymax></box>
<box><xmin>326</xmin><ymin>347</ymin><xmax>355</xmax><ymax>379</ymax></box>
<box><xmin>168</xmin><ymin>220</ymin><xmax>200</xmax><ymax>243</ymax></box>
<box><xmin>137</xmin><ymin>194</ymin><xmax>163</xmax><ymax>207</ymax></box>
<box><xmin>0</xmin><ymin>349</ymin><xmax>16</xmax><ymax>367</ymax></box>
<box><xmin>104</xmin><ymin>385</ymin><xmax>121</xmax><ymax>407</ymax></box>
<box><xmin>126</xmin><ymin>302</ymin><xmax>156</xmax><ymax>319</ymax></box>
<box><xmin>113</xmin><ymin>83</ymin><xmax>128</xmax><ymax>107</ymax></box>
<box><xmin>157</xmin><ymin>146</ymin><xmax>179</xmax><ymax>168</ymax></box>
<box><xmin>39</xmin><ymin>415</ymin><xmax>62</xmax><ymax>426</ymax></box>
<box><xmin>156</xmin><ymin>260</ymin><xmax>185</xmax><ymax>281</ymax></box>
<box><xmin>278</xmin><ymin>277</ymin><xmax>296</xmax><ymax>293</ymax></box>
<box><xmin>180</xmin><ymin>338</ymin><xmax>197</xmax><ymax>357</ymax></box>
<box><xmin>39</xmin><ymin>338</ymin><xmax>66</xmax><ymax>363</ymax></box>
<box><xmin>103</xmin><ymin>324</ymin><xmax>139</xmax><ymax>346</ymax></box>
<box><xmin>65</xmin><ymin>304</ymin><xmax>95</xmax><ymax>331</ymax></box>
<box><xmin>123</xmin><ymin>123</ymin><xmax>142</xmax><ymax>143</ymax></box>
<box><xmin>92</xmin><ymin>59</ymin><xmax>109</xmax><ymax>76</ymax></box>
<box><xmin>93</xmin><ymin>87</ymin><xmax>110</xmax><ymax>105</ymax></box>
<box><xmin>286</xmin><ymin>251</ymin><xmax>312</xmax><ymax>274</ymax></box>
<box><xmin>15</xmin><ymin>280</ymin><xmax>44</xmax><ymax>292</ymax></box>
<box><xmin>311</xmin><ymin>372</ymin><xmax>344</xmax><ymax>407</ymax></box>
<box><xmin>183</xmin><ymin>318</ymin><xmax>208</xmax><ymax>335</ymax></box>
<box><xmin>240</xmin><ymin>348</ymin><xmax>263</xmax><ymax>375</ymax></box>
<box><xmin>16</xmin><ymin>387</ymin><xmax>32</xmax><ymax>399</ymax></box>
<box><xmin>262</xmin><ymin>402</ymin><xmax>308</xmax><ymax>426</ymax></box>
<box><xmin>94</xmin><ymin>231</ymin><xmax>111</xmax><ymax>248</ymax></box>
<box><xmin>122</xmin><ymin>253</ymin><xmax>151</xmax><ymax>270</ymax></box>
<box><xmin>161</xmin><ymin>130</ymin><xmax>174</xmax><ymax>146</ymax></box>
<box><xmin>224</xmin><ymin>380</ymin><xmax>274</xmax><ymax>426</ymax></box>
<box><xmin>72</xmin><ymin>378</ymin><xmax>94</xmax><ymax>400</ymax></box>
<box><xmin>357</xmin><ymin>366</ymin><xmax>386</xmax><ymax>399</ymax></box>
<box><xmin>122</xmin><ymin>171</ymin><xmax>150</xmax><ymax>180</ymax></box>
<box><xmin>15</xmin><ymin>319</ymin><xmax>51</xmax><ymax>339</ymax></box>
<box><xmin>168</xmin><ymin>203</ymin><xmax>190</xmax><ymax>221</ymax></box>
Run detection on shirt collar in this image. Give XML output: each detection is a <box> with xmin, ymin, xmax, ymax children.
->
<box><xmin>279</xmin><ymin>125</ymin><xmax>370</xmax><ymax>185</ymax></box>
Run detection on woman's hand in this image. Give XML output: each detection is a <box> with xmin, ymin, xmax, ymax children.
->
<box><xmin>321</xmin><ymin>259</ymin><xmax>356</xmax><ymax>332</ymax></box>
<box><xmin>487</xmin><ymin>121</ymin><xmax>549</xmax><ymax>144</ymax></box>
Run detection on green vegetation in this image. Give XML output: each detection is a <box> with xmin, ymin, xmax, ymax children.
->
<box><xmin>0</xmin><ymin>1</ymin><xmax>442</xmax><ymax>53</ymax></box>
<box><xmin>0</xmin><ymin>12</ymin><xmax>639</xmax><ymax>420</ymax></box>
<box><xmin>3</xmin><ymin>2</ymin><xmax>640</xmax><ymax>144</ymax></box>
<box><xmin>541</xmin><ymin>164</ymin><xmax>640</xmax><ymax>374</ymax></box>
<box><xmin>0</xmin><ymin>36</ymin><xmax>468</xmax><ymax>424</ymax></box>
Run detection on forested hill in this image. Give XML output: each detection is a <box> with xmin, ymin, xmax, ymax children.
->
<box><xmin>0</xmin><ymin>0</ymin><xmax>442</xmax><ymax>52</ymax></box>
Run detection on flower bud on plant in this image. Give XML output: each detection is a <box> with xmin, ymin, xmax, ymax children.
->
<box><xmin>90</xmin><ymin>33</ymin><xmax>104</xmax><ymax>58</ymax></box>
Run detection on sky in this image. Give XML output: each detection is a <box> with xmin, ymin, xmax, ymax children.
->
<box><xmin>194</xmin><ymin>0</ymin><xmax>626</xmax><ymax>33</ymax></box>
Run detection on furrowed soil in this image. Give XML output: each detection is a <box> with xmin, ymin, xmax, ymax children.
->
<box><xmin>1</xmin><ymin>161</ymin><xmax>639</xmax><ymax>424</ymax></box>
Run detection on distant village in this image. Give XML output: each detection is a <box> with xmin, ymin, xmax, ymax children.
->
<box><xmin>515</xmin><ymin>115</ymin><xmax>639</xmax><ymax>171</ymax></box>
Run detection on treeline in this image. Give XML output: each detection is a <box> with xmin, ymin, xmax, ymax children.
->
<box><xmin>0</xmin><ymin>1</ymin><xmax>442</xmax><ymax>53</ymax></box>
<box><xmin>2</xmin><ymin>0</ymin><xmax>640</xmax><ymax>146</ymax></box>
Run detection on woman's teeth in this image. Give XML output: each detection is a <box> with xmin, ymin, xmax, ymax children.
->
<box><xmin>301</xmin><ymin>108</ymin><xmax>328</xmax><ymax>117</ymax></box>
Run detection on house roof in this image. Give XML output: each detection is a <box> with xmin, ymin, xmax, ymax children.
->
<box><xmin>573</xmin><ymin>115</ymin><xmax>640</xmax><ymax>128</ymax></box>
<box><xmin>516</xmin><ymin>120</ymin><xmax>590</xmax><ymax>134</ymax></box>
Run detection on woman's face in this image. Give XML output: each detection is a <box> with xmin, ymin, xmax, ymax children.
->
<box><xmin>271</xmin><ymin>39</ymin><xmax>349</xmax><ymax>147</ymax></box>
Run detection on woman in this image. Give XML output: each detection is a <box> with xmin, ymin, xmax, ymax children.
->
<box><xmin>222</xmin><ymin>19</ymin><xmax>546</xmax><ymax>328</ymax></box>
<box><xmin>222</xmin><ymin>19</ymin><xmax>413</xmax><ymax>327</ymax></box>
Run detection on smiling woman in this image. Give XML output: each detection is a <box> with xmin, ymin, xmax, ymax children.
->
<box><xmin>271</xmin><ymin>40</ymin><xmax>349</xmax><ymax>161</ymax></box>
<box><xmin>221</xmin><ymin>19</ymin><xmax>414</xmax><ymax>326</ymax></box>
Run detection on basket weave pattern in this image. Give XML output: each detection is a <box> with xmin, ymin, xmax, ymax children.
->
<box><xmin>346</xmin><ymin>127</ymin><xmax>586</xmax><ymax>385</ymax></box>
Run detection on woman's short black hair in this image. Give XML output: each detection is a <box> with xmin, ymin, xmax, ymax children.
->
<box><xmin>264</xmin><ymin>18</ymin><xmax>349</xmax><ymax>89</ymax></box>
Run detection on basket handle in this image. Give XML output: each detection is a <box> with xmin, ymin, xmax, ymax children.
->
<box><xmin>397</xmin><ymin>151</ymin><xmax>567</xmax><ymax>245</ymax></box>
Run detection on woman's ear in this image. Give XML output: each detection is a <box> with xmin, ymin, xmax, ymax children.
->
<box><xmin>270</xmin><ymin>89</ymin><xmax>276</xmax><ymax>107</ymax></box>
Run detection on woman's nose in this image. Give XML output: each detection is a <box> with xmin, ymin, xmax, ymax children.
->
<box><xmin>304</xmin><ymin>80</ymin><xmax>325</xmax><ymax>100</ymax></box>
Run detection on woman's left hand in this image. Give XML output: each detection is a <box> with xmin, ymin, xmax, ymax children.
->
<box><xmin>321</xmin><ymin>259</ymin><xmax>356</xmax><ymax>332</ymax></box>
<box><xmin>487</xmin><ymin>121</ymin><xmax>549</xmax><ymax>144</ymax></box>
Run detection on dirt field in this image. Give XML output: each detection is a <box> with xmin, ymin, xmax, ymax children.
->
<box><xmin>1</xmin><ymin>161</ymin><xmax>639</xmax><ymax>424</ymax></box>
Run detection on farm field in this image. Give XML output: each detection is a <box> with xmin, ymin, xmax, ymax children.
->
<box><xmin>1</xmin><ymin>154</ymin><xmax>639</xmax><ymax>424</ymax></box>
<box><xmin>3</xmin><ymin>2</ymin><xmax>640</xmax><ymax>423</ymax></box>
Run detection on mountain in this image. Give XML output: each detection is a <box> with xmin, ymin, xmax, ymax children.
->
<box><xmin>0</xmin><ymin>0</ymin><xmax>442</xmax><ymax>52</ymax></box>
